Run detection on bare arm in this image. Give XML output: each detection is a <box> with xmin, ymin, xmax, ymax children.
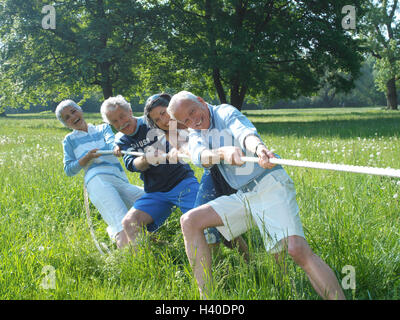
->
<box><xmin>243</xmin><ymin>135</ymin><xmax>276</xmax><ymax>169</ymax></box>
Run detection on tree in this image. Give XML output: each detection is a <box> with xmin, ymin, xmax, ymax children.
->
<box><xmin>270</xmin><ymin>56</ymin><xmax>387</xmax><ymax>109</ymax></box>
<box><xmin>359</xmin><ymin>0</ymin><xmax>399</xmax><ymax>110</ymax></box>
<box><xmin>0</xmin><ymin>0</ymin><xmax>151</xmax><ymax>109</ymax></box>
<box><xmin>158</xmin><ymin>0</ymin><xmax>366</xmax><ymax>110</ymax></box>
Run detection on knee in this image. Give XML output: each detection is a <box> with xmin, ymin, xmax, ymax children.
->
<box><xmin>122</xmin><ymin>210</ymin><xmax>140</xmax><ymax>230</ymax></box>
<box><xmin>180</xmin><ymin>210</ymin><xmax>200</xmax><ymax>235</ymax></box>
<box><xmin>287</xmin><ymin>236</ymin><xmax>311</xmax><ymax>265</ymax></box>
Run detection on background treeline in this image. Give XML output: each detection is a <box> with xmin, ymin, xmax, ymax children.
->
<box><xmin>3</xmin><ymin>56</ymin><xmax>391</xmax><ymax>113</ymax></box>
<box><xmin>0</xmin><ymin>0</ymin><xmax>399</xmax><ymax>114</ymax></box>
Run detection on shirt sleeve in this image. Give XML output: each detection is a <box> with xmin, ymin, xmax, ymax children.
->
<box><xmin>115</xmin><ymin>134</ymin><xmax>140</xmax><ymax>173</ymax></box>
<box><xmin>187</xmin><ymin>130</ymin><xmax>208</xmax><ymax>168</ymax></box>
<box><xmin>220</xmin><ymin>105</ymin><xmax>260</xmax><ymax>150</ymax></box>
<box><xmin>63</xmin><ymin>137</ymin><xmax>82</xmax><ymax>176</ymax></box>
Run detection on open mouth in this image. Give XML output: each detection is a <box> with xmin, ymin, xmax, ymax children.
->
<box><xmin>195</xmin><ymin>118</ymin><xmax>203</xmax><ymax>127</ymax></box>
<box><xmin>73</xmin><ymin>118</ymin><xmax>80</xmax><ymax>125</ymax></box>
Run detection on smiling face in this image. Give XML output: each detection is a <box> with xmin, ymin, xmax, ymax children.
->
<box><xmin>105</xmin><ymin>104</ymin><xmax>137</xmax><ymax>135</ymax></box>
<box><xmin>149</xmin><ymin>105</ymin><xmax>170</xmax><ymax>131</ymax></box>
<box><xmin>172</xmin><ymin>97</ymin><xmax>210</xmax><ymax>130</ymax></box>
<box><xmin>148</xmin><ymin>105</ymin><xmax>188</xmax><ymax>131</ymax></box>
<box><xmin>60</xmin><ymin>106</ymin><xmax>87</xmax><ymax>131</ymax></box>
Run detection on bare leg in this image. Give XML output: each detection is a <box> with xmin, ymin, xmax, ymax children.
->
<box><xmin>274</xmin><ymin>248</ymin><xmax>323</xmax><ymax>297</ymax></box>
<box><xmin>115</xmin><ymin>230</ymin><xmax>130</xmax><ymax>249</ymax></box>
<box><xmin>286</xmin><ymin>235</ymin><xmax>345</xmax><ymax>300</ymax></box>
<box><xmin>180</xmin><ymin>204</ymin><xmax>224</xmax><ymax>299</ymax></box>
<box><xmin>122</xmin><ymin>208</ymin><xmax>154</xmax><ymax>249</ymax></box>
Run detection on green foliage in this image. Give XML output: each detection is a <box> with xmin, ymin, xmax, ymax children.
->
<box><xmin>157</xmin><ymin>0</ymin><xmax>366</xmax><ymax>108</ymax></box>
<box><xmin>358</xmin><ymin>0</ymin><xmax>400</xmax><ymax>109</ymax></box>
<box><xmin>270</xmin><ymin>56</ymin><xmax>387</xmax><ymax>108</ymax></box>
<box><xmin>374</xmin><ymin>39</ymin><xmax>400</xmax><ymax>91</ymax></box>
<box><xmin>0</xmin><ymin>0</ymin><xmax>152</xmax><ymax>107</ymax></box>
<box><xmin>0</xmin><ymin>0</ymin><xmax>368</xmax><ymax>112</ymax></box>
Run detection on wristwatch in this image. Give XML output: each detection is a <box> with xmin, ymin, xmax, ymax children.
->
<box><xmin>255</xmin><ymin>143</ymin><xmax>265</xmax><ymax>155</ymax></box>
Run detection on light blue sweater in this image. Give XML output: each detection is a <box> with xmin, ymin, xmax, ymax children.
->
<box><xmin>188</xmin><ymin>104</ymin><xmax>281</xmax><ymax>190</ymax></box>
<box><xmin>62</xmin><ymin>123</ymin><xmax>128</xmax><ymax>186</ymax></box>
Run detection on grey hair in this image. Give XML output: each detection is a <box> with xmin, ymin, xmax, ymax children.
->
<box><xmin>100</xmin><ymin>95</ymin><xmax>132</xmax><ymax>124</ymax></box>
<box><xmin>55</xmin><ymin>99</ymin><xmax>82</xmax><ymax>127</ymax></box>
<box><xmin>167</xmin><ymin>91</ymin><xmax>201</xmax><ymax>120</ymax></box>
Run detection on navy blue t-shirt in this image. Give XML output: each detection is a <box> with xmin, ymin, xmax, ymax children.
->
<box><xmin>115</xmin><ymin>116</ymin><xmax>194</xmax><ymax>193</ymax></box>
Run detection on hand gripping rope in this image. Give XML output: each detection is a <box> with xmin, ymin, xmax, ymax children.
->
<box><xmin>97</xmin><ymin>150</ymin><xmax>400</xmax><ymax>178</ymax></box>
<box><xmin>88</xmin><ymin>149</ymin><xmax>399</xmax><ymax>254</ymax></box>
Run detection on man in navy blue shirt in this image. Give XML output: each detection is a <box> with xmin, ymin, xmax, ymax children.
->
<box><xmin>100</xmin><ymin>95</ymin><xmax>199</xmax><ymax>249</ymax></box>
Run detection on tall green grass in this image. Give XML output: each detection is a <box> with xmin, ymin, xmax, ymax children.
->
<box><xmin>0</xmin><ymin>108</ymin><xmax>399</xmax><ymax>300</ymax></box>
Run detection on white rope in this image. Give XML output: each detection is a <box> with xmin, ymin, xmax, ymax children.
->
<box><xmin>83</xmin><ymin>185</ymin><xmax>111</xmax><ymax>255</ymax></box>
<box><xmin>97</xmin><ymin>150</ymin><xmax>400</xmax><ymax>178</ymax></box>
<box><xmin>242</xmin><ymin>157</ymin><xmax>400</xmax><ymax>178</ymax></box>
<box><xmin>96</xmin><ymin>149</ymin><xmax>190</xmax><ymax>160</ymax></box>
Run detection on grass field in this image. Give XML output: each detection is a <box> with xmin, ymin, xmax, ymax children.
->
<box><xmin>0</xmin><ymin>107</ymin><xmax>399</xmax><ymax>300</ymax></box>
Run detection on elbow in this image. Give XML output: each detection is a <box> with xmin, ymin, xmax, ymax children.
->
<box><xmin>64</xmin><ymin>167</ymin><xmax>76</xmax><ymax>176</ymax></box>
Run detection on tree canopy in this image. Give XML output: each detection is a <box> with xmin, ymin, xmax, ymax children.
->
<box><xmin>0</xmin><ymin>0</ymin><xmax>152</xmax><ymax>109</ymax></box>
<box><xmin>0</xmin><ymin>0</ymin><xmax>370</xmax><ymax>111</ymax></box>
<box><xmin>359</xmin><ymin>0</ymin><xmax>399</xmax><ymax>110</ymax></box>
<box><xmin>159</xmin><ymin>0</ymin><xmax>366</xmax><ymax>109</ymax></box>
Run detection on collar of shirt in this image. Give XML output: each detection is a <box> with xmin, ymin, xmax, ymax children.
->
<box><xmin>72</xmin><ymin>123</ymin><xmax>96</xmax><ymax>136</ymax></box>
<box><xmin>127</xmin><ymin>117</ymin><xmax>142</xmax><ymax>136</ymax></box>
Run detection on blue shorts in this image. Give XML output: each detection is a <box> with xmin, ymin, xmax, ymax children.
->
<box><xmin>133</xmin><ymin>176</ymin><xmax>199</xmax><ymax>232</ymax></box>
<box><xmin>195</xmin><ymin>170</ymin><xmax>222</xmax><ymax>244</ymax></box>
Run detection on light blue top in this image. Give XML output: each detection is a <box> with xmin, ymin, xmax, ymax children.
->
<box><xmin>62</xmin><ymin>123</ymin><xmax>128</xmax><ymax>186</ymax></box>
<box><xmin>188</xmin><ymin>104</ymin><xmax>281</xmax><ymax>190</ymax></box>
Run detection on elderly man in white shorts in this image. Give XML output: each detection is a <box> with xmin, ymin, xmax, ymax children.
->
<box><xmin>167</xmin><ymin>91</ymin><xmax>345</xmax><ymax>300</ymax></box>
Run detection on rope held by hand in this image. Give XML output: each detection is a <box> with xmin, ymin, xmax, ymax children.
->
<box><xmin>241</xmin><ymin>157</ymin><xmax>400</xmax><ymax>178</ymax></box>
<box><xmin>97</xmin><ymin>150</ymin><xmax>400</xmax><ymax>178</ymax></box>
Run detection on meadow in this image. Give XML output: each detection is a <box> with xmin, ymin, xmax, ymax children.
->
<box><xmin>0</xmin><ymin>107</ymin><xmax>399</xmax><ymax>300</ymax></box>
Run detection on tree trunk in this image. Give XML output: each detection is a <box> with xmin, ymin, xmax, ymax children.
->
<box><xmin>100</xmin><ymin>61</ymin><xmax>113</xmax><ymax>99</ymax></box>
<box><xmin>230</xmin><ymin>81</ymin><xmax>247</xmax><ymax>111</ymax></box>
<box><xmin>102</xmin><ymin>82</ymin><xmax>113</xmax><ymax>99</ymax></box>
<box><xmin>205</xmin><ymin>1</ymin><xmax>227</xmax><ymax>106</ymax></box>
<box><xmin>212</xmin><ymin>68</ymin><xmax>227</xmax><ymax>104</ymax></box>
<box><xmin>386</xmin><ymin>77</ymin><xmax>398</xmax><ymax>110</ymax></box>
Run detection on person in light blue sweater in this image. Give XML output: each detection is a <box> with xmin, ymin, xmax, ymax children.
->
<box><xmin>56</xmin><ymin>99</ymin><xmax>144</xmax><ymax>248</ymax></box>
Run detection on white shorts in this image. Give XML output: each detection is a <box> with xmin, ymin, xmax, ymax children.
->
<box><xmin>208</xmin><ymin>169</ymin><xmax>305</xmax><ymax>253</ymax></box>
<box><xmin>86</xmin><ymin>174</ymin><xmax>144</xmax><ymax>239</ymax></box>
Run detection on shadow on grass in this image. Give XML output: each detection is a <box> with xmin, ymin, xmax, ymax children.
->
<box><xmin>3</xmin><ymin>112</ymin><xmax>400</xmax><ymax>139</ymax></box>
<box><xmin>253</xmin><ymin>117</ymin><xmax>400</xmax><ymax>139</ymax></box>
<box><xmin>242</xmin><ymin>109</ymin><xmax>393</xmax><ymax>118</ymax></box>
